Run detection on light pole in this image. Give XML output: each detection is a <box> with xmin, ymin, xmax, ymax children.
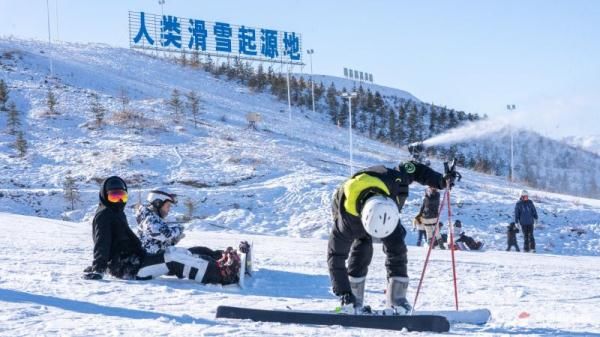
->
<box><xmin>306</xmin><ymin>49</ymin><xmax>315</xmax><ymax>113</ymax></box>
<box><xmin>158</xmin><ymin>0</ymin><xmax>165</xmax><ymax>17</ymax></box>
<box><xmin>342</xmin><ymin>92</ymin><xmax>358</xmax><ymax>175</ymax></box>
<box><xmin>506</xmin><ymin>104</ymin><xmax>516</xmax><ymax>182</ymax></box>
<box><xmin>45</xmin><ymin>0</ymin><xmax>54</xmax><ymax>77</ymax></box>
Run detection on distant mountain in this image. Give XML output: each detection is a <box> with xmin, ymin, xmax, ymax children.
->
<box><xmin>563</xmin><ymin>135</ymin><xmax>600</xmax><ymax>155</ymax></box>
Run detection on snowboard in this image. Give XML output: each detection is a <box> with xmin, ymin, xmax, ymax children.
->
<box><xmin>237</xmin><ymin>241</ymin><xmax>253</xmax><ymax>288</ymax></box>
<box><xmin>414</xmin><ymin>308</ymin><xmax>491</xmax><ymax>325</ymax></box>
<box><xmin>215</xmin><ymin>305</ymin><xmax>450</xmax><ymax>332</ymax></box>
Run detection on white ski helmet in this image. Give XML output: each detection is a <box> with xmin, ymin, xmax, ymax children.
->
<box><xmin>147</xmin><ymin>187</ymin><xmax>178</xmax><ymax>208</ymax></box>
<box><xmin>520</xmin><ymin>189</ymin><xmax>529</xmax><ymax>197</ymax></box>
<box><xmin>361</xmin><ymin>195</ymin><xmax>400</xmax><ymax>239</ymax></box>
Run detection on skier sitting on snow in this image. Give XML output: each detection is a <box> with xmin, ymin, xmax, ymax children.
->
<box><xmin>328</xmin><ymin>161</ymin><xmax>459</xmax><ymax>314</ymax></box>
<box><xmin>453</xmin><ymin>220</ymin><xmax>483</xmax><ymax>250</ymax></box>
<box><xmin>135</xmin><ymin>187</ymin><xmax>250</xmax><ymax>282</ymax></box>
<box><xmin>82</xmin><ymin>176</ymin><xmax>243</xmax><ymax>285</ymax></box>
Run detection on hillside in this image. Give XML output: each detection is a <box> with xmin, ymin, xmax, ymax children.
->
<box><xmin>0</xmin><ymin>37</ymin><xmax>599</xmax><ymax>257</ymax></box>
<box><xmin>564</xmin><ymin>135</ymin><xmax>600</xmax><ymax>155</ymax></box>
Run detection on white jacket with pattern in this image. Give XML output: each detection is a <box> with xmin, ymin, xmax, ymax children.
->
<box><xmin>135</xmin><ymin>205</ymin><xmax>184</xmax><ymax>254</ymax></box>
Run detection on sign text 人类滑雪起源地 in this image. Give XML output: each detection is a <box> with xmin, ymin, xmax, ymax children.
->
<box><xmin>129</xmin><ymin>11</ymin><xmax>303</xmax><ymax>65</ymax></box>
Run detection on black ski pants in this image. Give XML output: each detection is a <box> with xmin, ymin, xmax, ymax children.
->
<box><xmin>521</xmin><ymin>224</ymin><xmax>535</xmax><ymax>251</ymax></box>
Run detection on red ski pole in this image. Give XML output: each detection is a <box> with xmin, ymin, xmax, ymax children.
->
<box><xmin>447</xmin><ymin>186</ymin><xmax>459</xmax><ymax>310</ymax></box>
<box><xmin>411</xmin><ymin>186</ymin><xmax>448</xmax><ymax>313</ymax></box>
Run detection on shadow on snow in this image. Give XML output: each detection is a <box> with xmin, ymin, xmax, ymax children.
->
<box><xmin>0</xmin><ymin>288</ymin><xmax>214</xmax><ymax>325</ymax></box>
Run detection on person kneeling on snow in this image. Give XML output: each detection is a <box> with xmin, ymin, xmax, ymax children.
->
<box><xmin>328</xmin><ymin>161</ymin><xmax>459</xmax><ymax>315</ymax></box>
<box><xmin>135</xmin><ymin>187</ymin><xmax>249</xmax><ymax>283</ymax></box>
<box><xmin>82</xmin><ymin>176</ymin><xmax>243</xmax><ymax>285</ymax></box>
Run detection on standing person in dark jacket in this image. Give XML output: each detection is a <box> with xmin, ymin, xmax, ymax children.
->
<box><xmin>83</xmin><ymin>176</ymin><xmax>242</xmax><ymax>285</ymax></box>
<box><xmin>514</xmin><ymin>190</ymin><xmax>539</xmax><ymax>253</ymax></box>
<box><xmin>416</xmin><ymin>187</ymin><xmax>445</xmax><ymax>249</ymax></box>
<box><xmin>328</xmin><ymin>161</ymin><xmax>459</xmax><ymax>314</ymax></box>
<box><xmin>506</xmin><ymin>222</ymin><xmax>520</xmax><ymax>251</ymax></box>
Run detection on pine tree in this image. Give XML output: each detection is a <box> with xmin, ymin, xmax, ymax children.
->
<box><xmin>397</xmin><ymin>104</ymin><xmax>407</xmax><ymax>145</ymax></box>
<box><xmin>204</xmin><ymin>55</ymin><xmax>214</xmax><ymax>73</ymax></box>
<box><xmin>6</xmin><ymin>101</ymin><xmax>20</xmax><ymax>135</ymax></box>
<box><xmin>257</xmin><ymin>64</ymin><xmax>267</xmax><ymax>90</ymax></box>
<box><xmin>63</xmin><ymin>174</ymin><xmax>81</xmax><ymax>211</ymax></box>
<box><xmin>406</xmin><ymin>103</ymin><xmax>420</xmax><ymax>144</ymax></box>
<box><xmin>167</xmin><ymin>89</ymin><xmax>184</xmax><ymax>123</ymax></box>
<box><xmin>186</xmin><ymin>90</ymin><xmax>201</xmax><ymax>128</ymax></box>
<box><xmin>14</xmin><ymin>130</ymin><xmax>28</xmax><ymax>158</ymax></box>
<box><xmin>0</xmin><ymin>79</ymin><xmax>8</xmax><ymax>111</ymax></box>
<box><xmin>326</xmin><ymin>83</ymin><xmax>338</xmax><ymax>124</ymax></box>
<box><xmin>190</xmin><ymin>51</ymin><xmax>200</xmax><ymax>67</ymax></box>
<box><xmin>47</xmin><ymin>88</ymin><xmax>58</xmax><ymax>115</ymax></box>
<box><xmin>438</xmin><ymin>107</ymin><xmax>448</xmax><ymax>132</ymax></box>
<box><xmin>118</xmin><ymin>88</ymin><xmax>130</xmax><ymax>114</ymax></box>
<box><xmin>180</xmin><ymin>53</ymin><xmax>188</xmax><ymax>66</ymax></box>
<box><xmin>387</xmin><ymin>107</ymin><xmax>398</xmax><ymax>144</ymax></box>
<box><xmin>428</xmin><ymin>105</ymin><xmax>438</xmax><ymax>138</ymax></box>
<box><xmin>314</xmin><ymin>82</ymin><xmax>325</xmax><ymax>103</ymax></box>
<box><xmin>90</xmin><ymin>92</ymin><xmax>106</xmax><ymax>129</ymax></box>
<box><xmin>338</xmin><ymin>99</ymin><xmax>348</xmax><ymax>127</ymax></box>
<box><xmin>448</xmin><ymin>109</ymin><xmax>459</xmax><ymax>129</ymax></box>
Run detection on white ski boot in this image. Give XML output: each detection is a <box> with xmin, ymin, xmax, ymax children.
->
<box><xmin>349</xmin><ymin>276</ymin><xmax>372</xmax><ymax>314</ymax></box>
<box><xmin>385</xmin><ymin>276</ymin><xmax>412</xmax><ymax>315</ymax></box>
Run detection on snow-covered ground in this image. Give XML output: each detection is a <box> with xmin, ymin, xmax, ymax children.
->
<box><xmin>2</xmin><ymin>212</ymin><xmax>600</xmax><ymax>336</ymax></box>
<box><xmin>1</xmin><ymin>38</ymin><xmax>600</xmax><ymax>335</ymax></box>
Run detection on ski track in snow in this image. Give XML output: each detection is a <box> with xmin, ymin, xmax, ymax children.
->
<box><xmin>0</xmin><ymin>38</ymin><xmax>600</xmax><ymax>336</ymax></box>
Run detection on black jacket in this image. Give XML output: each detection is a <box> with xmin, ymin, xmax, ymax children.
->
<box><xmin>514</xmin><ymin>198</ymin><xmax>538</xmax><ymax>226</ymax></box>
<box><xmin>418</xmin><ymin>189</ymin><xmax>440</xmax><ymax>219</ymax></box>
<box><xmin>328</xmin><ymin>162</ymin><xmax>446</xmax><ymax>295</ymax></box>
<box><xmin>507</xmin><ymin>223</ymin><xmax>519</xmax><ymax>241</ymax></box>
<box><xmin>91</xmin><ymin>177</ymin><xmax>145</xmax><ymax>278</ymax></box>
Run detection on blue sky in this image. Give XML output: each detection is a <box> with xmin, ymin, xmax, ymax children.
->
<box><xmin>1</xmin><ymin>0</ymin><xmax>598</xmax><ymax>138</ymax></box>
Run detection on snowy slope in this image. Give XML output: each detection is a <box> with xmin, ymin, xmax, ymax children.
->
<box><xmin>0</xmin><ymin>38</ymin><xmax>599</xmax><ymax>255</ymax></box>
<box><xmin>564</xmin><ymin>135</ymin><xmax>600</xmax><ymax>155</ymax></box>
<box><xmin>2</xmin><ymin>212</ymin><xmax>600</xmax><ymax>336</ymax></box>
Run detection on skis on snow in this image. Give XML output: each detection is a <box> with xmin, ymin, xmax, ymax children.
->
<box><xmin>215</xmin><ymin>305</ymin><xmax>450</xmax><ymax>332</ymax></box>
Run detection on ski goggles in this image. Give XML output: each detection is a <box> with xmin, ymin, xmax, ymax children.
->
<box><xmin>107</xmin><ymin>189</ymin><xmax>128</xmax><ymax>203</ymax></box>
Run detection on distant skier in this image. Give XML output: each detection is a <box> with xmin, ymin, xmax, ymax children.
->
<box><xmin>412</xmin><ymin>215</ymin><xmax>427</xmax><ymax>246</ymax></box>
<box><xmin>328</xmin><ymin>161</ymin><xmax>459</xmax><ymax>314</ymax></box>
<box><xmin>453</xmin><ymin>220</ymin><xmax>484</xmax><ymax>250</ymax></box>
<box><xmin>514</xmin><ymin>190</ymin><xmax>539</xmax><ymax>253</ymax></box>
<box><xmin>506</xmin><ymin>222</ymin><xmax>520</xmax><ymax>251</ymax></box>
<box><xmin>82</xmin><ymin>176</ymin><xmax>243</xmax><ymax>285</ymax></box>
<box><xmin>416</xmin><ymin>187</ymin><xmax>446</xmax><ymax>249</ymax></box>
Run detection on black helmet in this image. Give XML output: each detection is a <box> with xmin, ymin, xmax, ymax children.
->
<box><xmin>105</xmin><ymin>176</ymin><xmax>127</xmax><ymax>191</ymax></box>
<box><xmin>454</xmin><ymin>220</ymin><xmax>462</xmax><ymax>228</ymax></box>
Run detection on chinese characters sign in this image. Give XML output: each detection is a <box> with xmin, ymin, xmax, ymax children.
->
<box><xmin>129</xmin><ymin>11</ymin><xmax>302</xmax><ymax>64</ymax></box>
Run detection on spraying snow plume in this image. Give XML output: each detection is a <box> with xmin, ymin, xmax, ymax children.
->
<box><xmin>414</xmin><ymin>118</ymin><xmax>512</xmax><ymax>147</ymax></box>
